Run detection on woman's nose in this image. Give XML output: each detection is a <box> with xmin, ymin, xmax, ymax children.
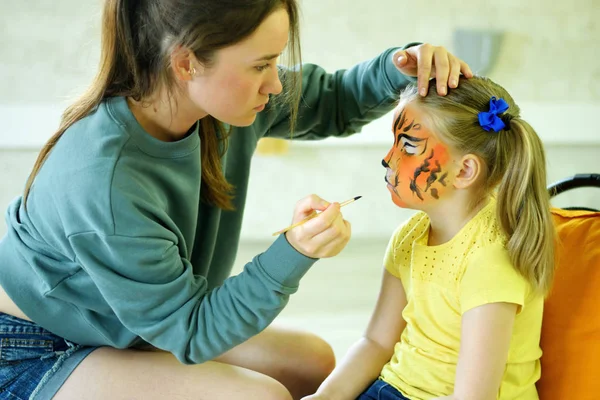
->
<box><xmin>266</xmin><ymin>68</ymin><xmax>283</xmax><ymax>95</ymax></box>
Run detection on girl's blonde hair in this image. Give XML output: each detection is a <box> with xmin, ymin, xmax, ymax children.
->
<box><xmin>401</xmin><ymin>76</ymin><xmax>555</xmax><ymax>294</ymax></box>
<box><xmin>24</xmin><ymin>0</ymin><xmax>303</xmax><ymax>211</ymax></box>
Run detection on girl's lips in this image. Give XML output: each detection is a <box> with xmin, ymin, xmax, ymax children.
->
<box><xmin>254</xmin><ymin>104</ymin><xmax>266</xmax><ymax>112</ymax></box>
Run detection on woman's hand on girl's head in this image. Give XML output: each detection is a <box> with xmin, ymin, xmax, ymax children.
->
<box><xmin>285</xmin><ymin>194</ymin><xmax>351</xmax><ymax>259</ymax></box>
<box><xmin>392</xmin><ymin>43</ymin><xmax>474</xmax><ymax>97</ymax></box>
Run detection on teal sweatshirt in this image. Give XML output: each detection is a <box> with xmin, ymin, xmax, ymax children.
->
<box><xmin>0</xmin><ymin>47</ymin><xmax>412</xmax><ymax>364</ymax></box>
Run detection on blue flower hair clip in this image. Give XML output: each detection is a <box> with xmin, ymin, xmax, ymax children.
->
<box><xmin>478</xmin><ymin>97</ymin><xmax>509</xmax><ymax>132</ymax></box>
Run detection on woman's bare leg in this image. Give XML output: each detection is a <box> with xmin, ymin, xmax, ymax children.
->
<box><xmin>56</xmin><ymin>325</ymin><xmax>334</xmax><ymax>400</ymax></box>
<box><xmin>214</xmin><ymin>325</ymin><xmax>336</xmax><ymax>399</ymax></box>
<box><xmin>55</xmin><ymin>347</ymin><xmax>292</xmax><ymax>400</ymax></box>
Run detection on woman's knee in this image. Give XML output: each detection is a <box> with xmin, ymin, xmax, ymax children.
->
<box><xmin>298</xmin><ymin>333</ymin><xmax>336</xmax><ymax>383</ymax></box>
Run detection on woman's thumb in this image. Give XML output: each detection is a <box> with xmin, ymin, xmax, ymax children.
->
<box><xmin>393</xmin><ymin>50</ymin><xmax>407</xmax><ymax>68</ymax></box>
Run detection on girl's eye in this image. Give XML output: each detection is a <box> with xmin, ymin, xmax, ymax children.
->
<box><xmin>399</xmin><ymin>136</ymin><xmax>428</xmax><ymax>156</ymax></box>
<box><xmin>255</xmin><ymin>64</ymin><xmax>270</xmax><ymax>72</ymax></box>
<box><xmin>402</xmin><ymin>143</ymin><xmax>418</xmax><ymax>155</ymax></box>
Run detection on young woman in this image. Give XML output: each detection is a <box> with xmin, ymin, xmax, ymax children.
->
<box><xmin>0</xmin><ymin>0</ymin><xmax>472</xmax><ymax>399</ymax></box>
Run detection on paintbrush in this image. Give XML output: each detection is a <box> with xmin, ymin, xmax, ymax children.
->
<box><xmin>272</xmin><ymin>196</ymin><xmax>362</xmax><ymax>236</ymax></box>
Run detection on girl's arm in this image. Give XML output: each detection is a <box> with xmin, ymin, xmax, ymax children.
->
<box><xmin>306</xmin><ymin>269</ymin><xmax>408</xmax><ymax>400</ymax></box>
<box><xmin>436</xmin><ymin>302</ymin><xmax>518</xmax><ymax>400</ymax></box>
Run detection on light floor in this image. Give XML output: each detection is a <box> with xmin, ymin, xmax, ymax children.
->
<box><xmin>231</xmin><ymin>239</ymin><xmax>390</xmax><ymax>360</ymax></box>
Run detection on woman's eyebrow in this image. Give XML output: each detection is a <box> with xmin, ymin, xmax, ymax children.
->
<box><xmin>253</xmin><ymin>53</ymin><xmax>281</xmax><ymax>62</ymax></box>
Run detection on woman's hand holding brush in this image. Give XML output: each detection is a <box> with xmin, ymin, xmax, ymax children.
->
<box><xmin>278</xmin><ymin>194</ymin><xmax>360</xmax><ymax>259</ymax></box>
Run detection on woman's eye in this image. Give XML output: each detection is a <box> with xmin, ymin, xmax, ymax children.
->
<box><xmin>255</xmin><ymin>64</ymin><xmax>270</xmax><ymax>72</ymax></box>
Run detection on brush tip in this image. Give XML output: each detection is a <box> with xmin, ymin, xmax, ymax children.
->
<box><xmin>354</xmin><ymin>196</ymin><xmax>362</xmax><ymax>200</ymax></box>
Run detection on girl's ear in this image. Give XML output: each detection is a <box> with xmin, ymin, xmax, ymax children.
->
<box><xmin>453</xmin><ymin>153</ymin><xmax>483</xmax><ymax>189</ymax></box>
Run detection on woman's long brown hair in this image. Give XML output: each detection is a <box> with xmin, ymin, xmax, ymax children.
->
<box><xmin>24</xmin><ymin>0</ymin><xmax>303</xmax><ymax>210</ymax></box>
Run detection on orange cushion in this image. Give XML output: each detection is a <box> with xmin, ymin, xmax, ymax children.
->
<box><xmin>537</xmin><ymin>208</ymin><xmax>600</xmax><ymax>399</ymax></box>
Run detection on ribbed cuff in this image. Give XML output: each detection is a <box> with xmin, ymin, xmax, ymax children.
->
<box><xmin>256</xmin><ymin>235</ymin><xmax>317</xmax><ymax>288</ymax></box>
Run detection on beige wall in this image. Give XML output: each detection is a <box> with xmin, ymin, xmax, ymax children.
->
<box><xmin>2</xmin><ymin>1</ymin><xmax>598</xmax><ymax>105</ymax></box>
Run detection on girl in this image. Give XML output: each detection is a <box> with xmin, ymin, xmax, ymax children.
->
<box><xmin>304</xmin><ymin>76</ymin><xmax>555</xmax><ymax>400</ymax></box>
<box><xmin>0</xmin><ymin>0</ymin><xmax>472</xmax><ymax>399</ymax></box>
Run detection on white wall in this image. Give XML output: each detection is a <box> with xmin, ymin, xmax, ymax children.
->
<box><xmin>1</xmin><ymin>0</ymin><xmax>599</xmax><ymax>241</ymax></box>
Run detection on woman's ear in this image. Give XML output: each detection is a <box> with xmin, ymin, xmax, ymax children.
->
<box><xmin>171</xmin><ymin>48</ymin><xmax>201</xmax><ymax>81</ymax></box>
<box><xmin>453</xmin><ymin>154</ymin><xmax>483</xmax><ymax>189</ymax></box>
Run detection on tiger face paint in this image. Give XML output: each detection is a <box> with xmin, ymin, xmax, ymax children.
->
<box><xmin>382</xmin><ymin>104</ymin><xmax>452</xmax><ymax>209</ymax></box>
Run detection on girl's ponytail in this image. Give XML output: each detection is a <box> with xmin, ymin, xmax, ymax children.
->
<box><xmin>495</xmin><ymin>118</ymin><xmax>555</xmax><ymax>293</ymax></box>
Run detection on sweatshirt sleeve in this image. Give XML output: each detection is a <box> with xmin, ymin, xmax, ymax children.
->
<box><xmin>67</xmin><ymin>232</ymin><xmax>315</xmax><ymax>364</ymax></box>
<box><xmin>255</xmin><ymin>46</ymin><xmax>418</xmax><ymax>140</ymax></box>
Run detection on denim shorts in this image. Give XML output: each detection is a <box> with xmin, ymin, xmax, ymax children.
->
<box><xmin>357</xmin><ymin>379</ymin><xmax>412</xmax><ymax>400</ymax></box>
<box><xmin>0</xmin><ymin>312</ymin><xmax>97</xmax><ymax>399</ymax></box>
